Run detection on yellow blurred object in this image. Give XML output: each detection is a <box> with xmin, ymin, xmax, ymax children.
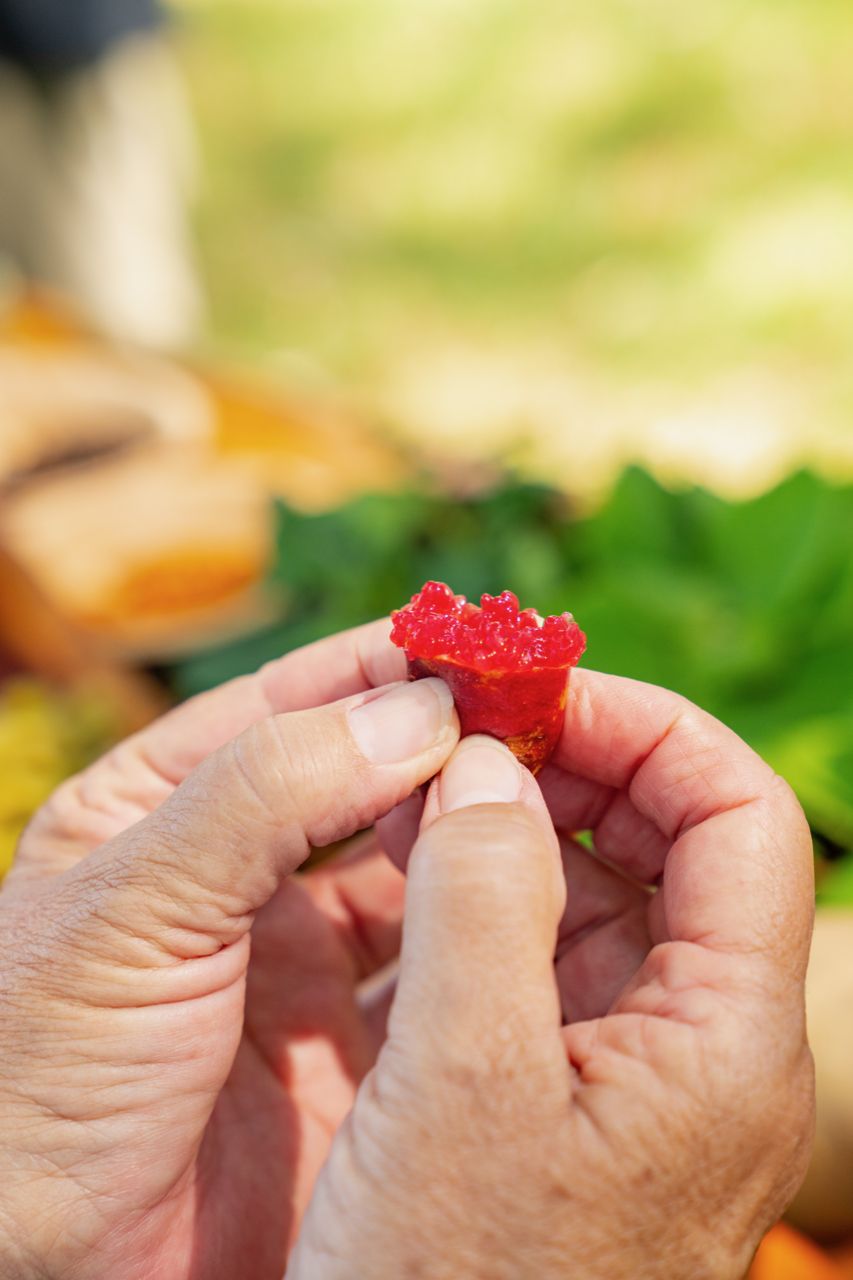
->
<box><xmin>0</xmin><ymin>533</ymin><xmax>167</xmax><ymax>879</ymax></box>
<box><xmin>0</xmin><ymin>679</ymin><xmax>117</xmax><ymax>877</ymax></box>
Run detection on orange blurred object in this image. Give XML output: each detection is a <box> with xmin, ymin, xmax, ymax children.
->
<box><xmin>749</xmin><ymin>1224</ymin><xmax>846</xmax><ymax>1280</ymax></box>
<box><xmin>0</xmin><ymin>288</ymin><xmax>92</xmax><ymax>348</ymax></box>
<box><xmin>0</xmin><ymin>541</ymin><xmax>166</xmax><ymax>732</ymax></box>
<box><xmin>831</xmin><ymin>1244</ymin><xmax>853</xmax><ymax>1279</ymax></box>
<box><xmin>208</xmin><ymin>371</ymin><xmax>406</xmax><ymax>511</ymax></box>
<box><xmin>85</xmin><ymin>548</ymin><xmax>259</xmax><ymax>622</ymax></box>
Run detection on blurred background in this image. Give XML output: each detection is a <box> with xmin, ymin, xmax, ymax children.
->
<box><xmin>1</xmin><ymin>1</ymin><xmax>852</xmax><ymax>1274</ymax></box>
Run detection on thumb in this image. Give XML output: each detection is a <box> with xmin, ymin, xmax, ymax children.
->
<box><xmin>389</xmin><ymin>736</ymin><xmax>566</xmax><ymax>1066</ymax></box>
<box><xmin>58</xmin><ymin>679</ymin><xmax>458</xmax><ymax>965</ymax></box>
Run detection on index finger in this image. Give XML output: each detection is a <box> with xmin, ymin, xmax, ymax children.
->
<box><xmin>136</xmin><ymin>617</ymin><xmax>406</xmax><ymax>782</ymax></box>
<box><xmin>554</xmin><ymin>670</ymin><xmax>813</xmax><ymax>979</ymax></box>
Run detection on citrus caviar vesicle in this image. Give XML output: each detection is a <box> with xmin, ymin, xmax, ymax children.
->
<box><xmin>390</xmin><ymin>581</ymin><xmax>587</xmax><ymax>772</ymax></box>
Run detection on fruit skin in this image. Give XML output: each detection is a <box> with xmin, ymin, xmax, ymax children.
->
<box><xmin>391</xmin><ymin>580</ymin><xmax>585</xmax><ymax>674</ymax></box>
<box><xmin>407</xmin><ymin>655</ymin><xmax>570</xmax><ymax>774</ymax></box>
<box><xmin>392</xmin><ymin>580</ymin><xmax>586</xmax><ymax>773</ymax></box>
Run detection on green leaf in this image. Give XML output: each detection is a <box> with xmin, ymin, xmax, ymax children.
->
<box><xmin>693</xmin><ymin>470</ymin><xmax>853</xmax><ymax>615</ymax></box>
<box><xmin>169</xmin><ymin>467</ymin><xmax>853</xmax><ymax>868</ymax></box>
<box><xmin>817</xmin><ymin>855</ymin><xmax>853</xmax><ymax>908</ymax></box>
<box><xmin>573</xmin><ymin>466</ymin><xmax>686</xmax><ymax>568</ymax></box>
<box><xmin>760</xmin><ymin>718</ymin><xmax>853</xmax><ymax>850</ymax></box>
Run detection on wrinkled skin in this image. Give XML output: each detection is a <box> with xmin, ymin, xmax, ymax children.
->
<box><xmin>0</xmin><ymin>623</ymin><xmax>440</xmax><ymax>1279</ymax></box>
<box><xmin>0</xmin><ymin>621</ymin><xmax>814</xmax><ymax>1280</ymax></box>
<box><xmin>296</xmin><ymin>673</ymin><xmax>816</xmax><ymax>1279</ymax></box>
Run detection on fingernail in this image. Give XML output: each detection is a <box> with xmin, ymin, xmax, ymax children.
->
<box><xmin>440</xmin><ymin>735</ymin><xmax>522</xmax><ymax>812</ymax></box>
<box><xmin>349</xmin><ymin>679</ymin><xmax>455</xmax><ymax>764</ymax></box>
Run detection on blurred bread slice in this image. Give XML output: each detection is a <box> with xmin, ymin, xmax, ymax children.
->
<box><xmin>0</xmin><ymin>346</ymin><xmax>212</xmax><ymax>486</ymax></box>
<box><xmin>210</xmin><ymin>373</ymin><xmax>407</xmax><ymax>511</ymax></box>
<box><xmin>1</xmin><ymin>448</ymin><xmax>273</xmax><ymax>660</ymax></box>
<box><xmin>0</xmin><ymin>301</ymin><xmax>407</xmax><ymax>660</ymax></box>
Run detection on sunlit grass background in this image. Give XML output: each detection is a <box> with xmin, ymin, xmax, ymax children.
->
<box><xmin>177</xmin><ymin>0</ymin><xmax>853</xmax><ymax>495</ymax></box>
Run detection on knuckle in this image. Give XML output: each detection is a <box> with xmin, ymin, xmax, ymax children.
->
<box><xmin>380</xmin><ymin>1022</ymin><xmax>564</xmax><ymax>1150</ymax></box>
<box><xmin>224</xmin><ymin>716</ymin><xmax>317</xmax><ymax>843</ymax></box>
<box><xmin>266</xmin><ymin>712</ymin><xmax>358</xmax><ymax>845</ymax></box>
<box><xmin>28</xmin><ymin>774</ymin><xmax>88</xmax><ymax>842</ymax></box>
<box><xmin>388</xmin><ymin>981</ymin><xmax>566</xmax><ymax>1112</ymax></box>
<box><xmin>233</xmin><ymin>719</ymin><xmax>295</xmax><ymax>821</ymax></box>
<box><xmin>767</xmin><ymin>772</ymin><xmax>811</xmax><ymax>844</ymax></box>
<box><xmin>421</xmin><ymin>804</ymin><xmax>557</xmax><ymax>889</ymax></box>
<box><xmin>232</xmin><ymin>710</ymin><xmax>373</xmax><ymax>849</ymax></box>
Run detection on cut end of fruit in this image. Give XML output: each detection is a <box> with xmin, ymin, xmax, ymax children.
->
<box><xmin>391</xmin><ymin>580</ymin><xmax>586</xmax><ymax>674</ymax></box>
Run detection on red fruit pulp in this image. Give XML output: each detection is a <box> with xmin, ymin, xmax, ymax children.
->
<box><xmin>391</xmin><ymin>581</ymin><xmax>586</xmax><ymax>772</ymax></box>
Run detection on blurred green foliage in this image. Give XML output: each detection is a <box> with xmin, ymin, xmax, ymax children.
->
<box><xmin>172</xmin><ymin>467</ymin><xmax>853</xmax><ymax>896</ymax></box>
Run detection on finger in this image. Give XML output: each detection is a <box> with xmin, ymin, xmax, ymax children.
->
<box><xmin>303</xmin><ymin>832</ymin><xmax>406</xmax><ymax>979</ymax></box>
<box><xmin>242</xmin><ymin>851</ymin><xmax>400</xmax><ymax>1086</ymax></box>
<box><xmin>56</xmin><ymin>678</ymin><xmax>459</xmax><ymax>979</ymax></box>
<box><xmin>358</xmin><ymin>963</ymin><xmax>399</xmax><ymax>1052</ymax></box>
<box><xmin>13</xmin><ymin>618</ymin><xmax>406</xmax><ymax>883</ymax></box>
<box><xmin>375</xmin><ymin>792</ymin><xmax>424</xmax><ymax>872</ymax></box>
<box><xmin>377</xmin><ymin>768</ymin><xmax>666</xmax><ymax>886</ymax></box>
<box><xmin>557</xmin><ymin>668</ymin><xmax>768</xmax><ymax>836</ymax></box>
<box><xmin>244</xmin><ymin>877</ymin><xmax>373</xmax><ymax>1077</ymax></box>
<box><xmin>555</xmin><ymin>836</ymin><xmax>652</xmax><ymax>1023</ymax></box>
<box><xmin>137</xmin><ymin>616</ymin><xmax>407</xmax><ymax>785</ymax></box>
<box><xmin>538</xmin><ymin>765</ymin><xmax>669</xmax><ymax>883</ymax></box>
<box><xmin>388</xmin><ymin>737</ymin><xmax>567</xmax><ymax>1080</ymax></box>
<box><xmin>556</xmin><ymin>670</ymin><xmax>814</xmax><ymax>989</ymax></box>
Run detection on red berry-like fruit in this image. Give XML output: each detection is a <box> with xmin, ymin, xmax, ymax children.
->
<box><xmin>390</xmin><ymin>581</ymin><xmax>586</xmax><ymax>773</ymax></box>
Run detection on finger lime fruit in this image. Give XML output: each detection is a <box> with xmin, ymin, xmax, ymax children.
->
<box><xmin>391</xmin><ymin>580</ymin><xmax>586</xmax><ymax>773</ymax></box>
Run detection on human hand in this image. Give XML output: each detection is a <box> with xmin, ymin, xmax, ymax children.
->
<box><xmin>290</xmin><ymin>672</ymin><xmax>815</xmax><ymax>1280</ymax></box>
<box><xmin>0</xmin><ymin>622</ymin><xmax>458</xmax><ymax>1280</ymax></box>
